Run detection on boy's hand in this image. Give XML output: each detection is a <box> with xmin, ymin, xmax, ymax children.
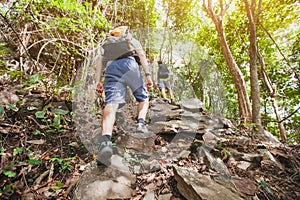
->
<box><xmin>146</xmin><ymin>76</ymin><xmax>153</xmax><ymax>91</ymax></box>
<box><xmin>96</xmin><ymin>82</ymin><xmax>104</xmax><ymax>93</ymax></box>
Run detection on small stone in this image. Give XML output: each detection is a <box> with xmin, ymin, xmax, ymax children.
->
<box><xmin>237</xmin><ymin>161</ymin><xmax>251</xmax><ymax>170</ymax></box>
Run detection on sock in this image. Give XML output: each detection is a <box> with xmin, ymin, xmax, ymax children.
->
<box><xmin>101</xmin><ymin>134</ymin><xmax>111</xmax><ymax>142</ymax></box>
<box><xmin>137</xmin><ymin>118</ymin><xmax>145</xmax><ymax>125</ymax></box>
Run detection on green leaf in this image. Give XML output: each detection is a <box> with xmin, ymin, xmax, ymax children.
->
<box><xmin>0</xmin><ymin>104</ymin><xmax>4</xmax><ymax>117</ymax></box>
<box><xmin>177</xmin><ymin>141</ymin><xmax>189</xmax><ymax>148</ymax></box>
<box><xmin>53</xmin><ymin>115</ymin><xmax>61</xmax><ymax>126</ymax></box>
<box><xmin>49</xmin><ymin>186</ymin><xmax>62</xmax><ymax>191</ymax></box>
<box><xmin>46</xmin><ymin>129</ymin><xmax>56</xmax><ymax>133</ymax></box>
<box><xmin>51</xmin><ymin>109</ymin><xmax>68</xmax><ymax>115</ymax></box>
<box><xmin>7</xmin><ymin>104</ymin><xmax>18</xmax><ymax>112</ymax></box>
<box><xmin>13</xmin><ymin>148</ymin><xmax>23</xmax><ymax>156</ymax></box>
<box><xmin>33</xmin><ymin>130</ymin><xmax>43</xmax><ymax>135</ymax></box>
<box><xmin>49</xmin><ymin>181</ymin><xmax>65</xmax><ymax>191</ymax></box>
<box><xmin>8</xmin><ymin>70</ymin><xmax>23</xmax><ymax>79</ymax></box>
<box><xmin>223</xmin><ymin>149</ymin><xmax>231</xmax><ymax>157</ymax></box>
<box><xmin>29</xmin><ymin>74</ymin><xmax>42</xmax><ymax>84</ymax></box>
<box><xmin>3</xmin><ymin>183</ymin><xmax>12</xmax><ymax>192</ymax></box>
<box><xmin>27</xmin><ymin>157</ymin><xmax>42</xmax><ymax>165</ymax></box>
<box><xmin>27</xmin><ymin>106</ymin><xmax>38</xmax><ymax>111</ymax></box>
<box><xmin>27</xmin><ymin>160</ymin><xmax>42</xmax><ymax>165</ymax></box>
<box><xmin>0</xmin><ymin>147</ymin><xmax>6</xmax><ymax>155</ymax></box>
<box><xmin>3</xmin><ymin>170</ymin><xmax>16</xmax><ymax>178</ymax></box>
<box><xmin>35</xmin><ymin>111</ymin><xmax>46</xmax><ymax>118</ymax></box>
<box><xmin>56</xmin><ymin>181</ymin><xmax>64</xmax><ymax>188</ymax></box>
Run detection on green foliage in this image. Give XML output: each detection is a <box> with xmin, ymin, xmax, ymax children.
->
<box><xmin>223</xmin><ymin>149</ymin><xmax>231</xmax><ymax>157</ymax></box>
<box><xmin>3</xmin><ymin>170</ymin><xmax>16</xmax><ymax>178</ymax></box>
<box><xmin>196</xmin><ymin>0</ymin><xmax>300</xmax><ymax>140</ymax></box>
<box><xmin>0</xmin><ymin>146</ymin><xmax>41</xmax><ymax>186</ymax></box>
<box><xmin>35</xmin><ymin>107</ymin><xmax>69</xmax><ymax>133</ymax></box>
<box><xmin>49</xmin><ymin>182</ymin><xmax>64</xmax><ymax>191</ymax></box>
<box><xmin>124</xmin><ymin>149</ymin><xmax>140</xmax><ymax>164</ymax></box>
<box><xmin>7</xmin><ymin>104</ymin><xmax>18</xmax><ymax>112</ymax></box>
<box><xmin>0</xmin><ymin>144</ymin><xmax>44</xmax><ymax>197</ymax></box>
<box><xmin>1</xmin><ymin>183</ymin><xmax>14</xmax><ymax>194</ymax></box>
<box><xmin>35</xmin><ymin>110</ymin><xmax>46</xmax><ymax>119</ymax></box>
<box><xmin>27</xmin><ymin>156</ymin><xmax>42</xmax><ymax>165</ymax></box>
<box><xmin>33</xmin><ymin>129</ymin><xmax>43</xmax><ymax>136</ymax></box>
<box><xmin>162</xmin><ymin>0</ymin><xmax>198</xmax><ymax>32</ymax></box>
<box><xmin>116</xmin><ymin>0</ymin><xmax>158</xmax><ymax>29</ymax></box>
<box><xmin>0</xmin><ymin>146</ymin><xmax>5</xmax><ymax>155</ymax></box>
<box><xmin>0</xmin><ymin>69</ymin><xmax>23</xmax><ymax>80</ymax></box>
<box><xmin>2</xmin><ymin>0</ymin><xmax>110</xmax><ymax>86</ymax></box>
<box><xmin>49</xmin><ymin>157</ymin><xmax>74</xmax><ymax>173</ymax></box>
<box><xmin>256</xmin><ymin>0</ymin><xmax>300</xmax><ymax>140</ymax></box>
<box><xmin>13</xmin><ymin>148</ymin><xmax>23</xmax><ymax>156</ymax></box>
<box><xmin>0</xmin><ymin>105</ymin><xmax>4</xmax><ymax>118</ymax></box>
<box><xmin>51</xmin><ymin>109</ymin><xmax>69</xmax><ymax>115</ymax></box>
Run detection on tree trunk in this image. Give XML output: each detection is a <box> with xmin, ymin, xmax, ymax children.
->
<box><xmin>257</xmin><ymin>52</ymin><xmax>287</xmax><ymax>141</ymax></box>
<box><xmin>159</xmin><ymin>3</ymin><xmax>170</xmax><ymax>61</ymax></box>
<box><xmin>243</xmin><ymin>0</ymin><xmax>263</xmax><ymax>134</ymax></box>
<box><xmin>203</xmin><ymin>1</ymin><xmax>251</xmax><ymax>123</ymax></box>
<box><xmin>228</xmin><ymin>5</ymin><xmax>287</xmax><ymax>140</ymax></box>
<box><xmin>218</xmin><ymin>25</ymin><xmax>251</xmax><ymax>123</ymax></box>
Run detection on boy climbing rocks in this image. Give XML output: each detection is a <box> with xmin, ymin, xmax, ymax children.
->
<box><xmin>95</xmin><ymin>26</ymin><xmax>153</xmax><ymax>165</ymax></box>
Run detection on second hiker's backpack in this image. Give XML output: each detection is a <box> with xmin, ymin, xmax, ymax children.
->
<box><xmin>102</xmin><ymin>26</ymin><xmax>135</xmax><ymax>62</ymax></box>
<box><xmin>158</xmin><ymin>64</ymin><xmax>169</xmax><ymax>79</ymax></box>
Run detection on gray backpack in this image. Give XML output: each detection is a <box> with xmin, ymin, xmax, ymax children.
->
<box><xmin>158</xmin><ymin>64</ymin><xmax>169</xmax><ymax>79</ymax></box>
<box><xmin>102</xmin><ymin>29</ymin><xmax>135</xmax><ymax>62</ymax></box>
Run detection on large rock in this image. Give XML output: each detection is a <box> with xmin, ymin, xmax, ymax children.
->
<box><xmin>173</xmin><ymin>166</ymin><xmax>243</xmax><ymax>200</ymax></box>
<box><xmin>73</xmin><ymin>155</ymin><xmax>134</xmax><ymax>200</ymax></box>
<box><xmin>149</xmin><ymin>100</ymin><xmax>182</xmax><ymax>123</ymax></box>
<box><xmin>0</xmin><ymin>90</ymin><xmax>20</xmax><ymax>106</ymax></box>
<box><xmin>180</xmin><ymin>98</ymin><xmax>205</xmax><ymax>112</ymax></box>
<box><xmin>114</xmin><ymin>131</ymin><xmax>156</xmax><ymax>155</ymax></box>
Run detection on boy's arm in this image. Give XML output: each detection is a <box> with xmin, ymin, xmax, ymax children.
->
<box><xmin>95</xmin><ymin>55</ymin><xmax>104</xmax><ymax>93</ymax></box>
<box><xmin>95</xmin><ymin>55</ymin><xmax>103</xmax><ymax>83</ymax></box>
<box><xmin>136</xmin><ymin>49</ymin><xmax>150</xmax><ymax>75</ymax></box>
<box><xmin>136</xmin><ymin>49</ymin><xmax>153</xmax><ymax>89</ymax></box>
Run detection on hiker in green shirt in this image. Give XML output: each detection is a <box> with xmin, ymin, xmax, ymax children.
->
<box><xmin>157</xmin><ymin>61</ymin><xmax>175</xmax><ymax>104</ymax></box>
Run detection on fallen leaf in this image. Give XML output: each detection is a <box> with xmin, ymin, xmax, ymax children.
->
<box><xmin>26</xmin><ymin>139</ymin><xmax>45</xmax><ymax>145</ymax></box>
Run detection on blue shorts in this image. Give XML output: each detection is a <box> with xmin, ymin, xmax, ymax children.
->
<box><xmin>159</xmin><ymin>79</ymin><xmax>171</xmax><ymax>89</ymax></box>
<box><xmin>104</xmin><ymin>57</ymin><xmax>148</xmax><ymax>104</ymax></box>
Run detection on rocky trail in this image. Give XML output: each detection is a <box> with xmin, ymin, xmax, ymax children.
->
<box><xmin>73</xmin><ymin>97</ymin><xmax>300</xmax><ymax>200</ymax></box>
<box><xmin>0</xmin><ymin>88</ymin><xmax>299</xmax><ymax>200</ymax></box>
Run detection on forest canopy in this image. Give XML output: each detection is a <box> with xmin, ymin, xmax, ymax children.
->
<box><xmin>0</xmin><ymin>0</ymin><xmax>299</xmax><ymax>142</ymax></box>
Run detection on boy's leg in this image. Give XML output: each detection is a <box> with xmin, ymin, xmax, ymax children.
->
<box><xmin>136</xmin><ymin>99</ymin><xmax>149</xmax><ymax>133</ymax></box>
<box><xmin>137</xmin><ymin>99</ymin><xmax>149</xmax><ymax>120</ymax></box>
<box><xmin>161</xmin><ymin>87</ymin><xmax>167</xmax><ymax>99</ymax></box>
<box><xmin>168</xmin><ymin>88</ymin><xmax>175</xmax><ymax>101</ymax></box>
<box><xmin>158</xmin><ymin>80</ymin><xmax>167</xmax><ymax>100</ymax></box>
<box><xmin>132</xmin><ymin>84</ymin><xmax>149</xmax><ymax>133</ymax></box>
<box><xmin>97</xmin><ymin>103</ymin><xmax>118</xmax><ymax>166</ymax></box>
<box><xmin>102</xmin><ymin>103</ymin><xmax>119</xmax><ymax>135</ymax></box>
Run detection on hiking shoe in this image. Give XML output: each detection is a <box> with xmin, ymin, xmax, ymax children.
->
<box><xmin>162</xmin><ymin>98</ymin><xmax>169</xmax><ymax>103</ymax></box>
<box><xmin>136</xmin><ymin>122</ymin><xmax>148</xmax><ymax>133</ymax></box>
<box><xmin>170</xmin><ymin>99</ymin><xmax>176</xmax><ymax>105</ymax></box>
<box><xmin>97</xmin><ymin>141</ymin><xmax>113</xmax><ymax>166</ymax></box>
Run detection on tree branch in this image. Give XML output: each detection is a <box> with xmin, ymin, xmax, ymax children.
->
<box><xmin>0</xmin><ymin>12</ymin><xmax>38</xmax><ymax>69</ymax></box>
<box><xmin>259</xmin><ymin>22</ymin><xmax>300</xmax><ymax>84</ymax></box>
<box><xmin>278</xmin><ymin>106</ymin><xmax>300</xmax><ymax>124</ymax></box>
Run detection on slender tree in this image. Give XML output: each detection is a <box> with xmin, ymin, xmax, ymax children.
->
<box><xmin>243</xmin><ymin>0</ymin><xmax>263</xmax><ymax>134</ymax></box>
<box><xmin>203</xmin><ymin>0</ymin><xmax>251</xmax><ymax>123</ymax></box>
